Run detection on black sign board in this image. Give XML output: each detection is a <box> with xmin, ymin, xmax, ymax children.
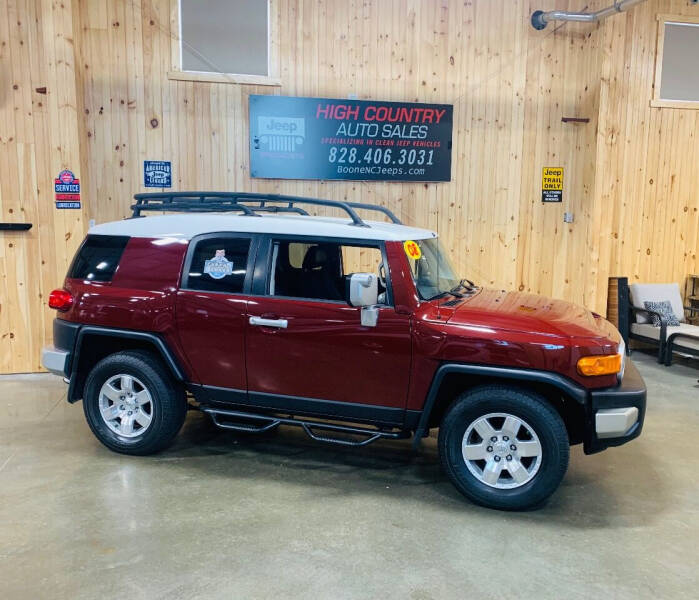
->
<box><xmin>249</xmin><ymin>95</ymin><xmax>453</xmax><ymax>182</ymax></box>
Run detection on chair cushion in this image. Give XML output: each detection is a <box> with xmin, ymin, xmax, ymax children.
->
<box><xmin>643</xmin><ymin>300</ymin><xmax>680</xmax><ymax>326</ymax></box>
<box><xmin>629</xmin><ymin>283</ymin><xmax>685</xmax><ymax>324</ymax></box>
<box><xmin>631</xmin><ymin>323</ymin><xmax>699</xmax><ymax>352</ymax></box>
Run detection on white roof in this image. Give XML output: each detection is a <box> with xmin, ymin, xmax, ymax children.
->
<box><xmin>89</xmin><ymin>213</ymin><xmax>437</xmax><ymax>242</ymax></box>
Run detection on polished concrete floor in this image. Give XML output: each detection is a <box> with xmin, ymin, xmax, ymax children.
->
<box><xmin>1</xmin><ymin>351</ymin><xmax>698</xmax><ymax>599</ymax></box>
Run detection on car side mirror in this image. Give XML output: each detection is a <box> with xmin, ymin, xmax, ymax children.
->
<box><xmin>349</xmin><ymin>272</ymin><xmax>378</xmax><ymax>306</ymax></box>
<box><xmin>348</xmin><ymin>273</ymin><xmax>380</xmax><ymax>327</ymax></box>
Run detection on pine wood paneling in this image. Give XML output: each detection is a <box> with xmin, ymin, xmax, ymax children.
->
<box><xmin>1</xmin><ymin>0</ymin><xmax>697</xmax><ymax>373</ymax></box>
<box><xmin>592</xmin><ymin>0</ymin><xmax>699</xmax><ymax>313</ymax></box>
<box><xmin>0</xmin><ymin>0</ymin><xmax>88</xmax><ymax>373</ymax></box>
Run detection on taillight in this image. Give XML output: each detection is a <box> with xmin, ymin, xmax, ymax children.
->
<box><xmin>48</xmin><ymin>289</ymin><xmax>74</xmax><ymax>311</ymax></box>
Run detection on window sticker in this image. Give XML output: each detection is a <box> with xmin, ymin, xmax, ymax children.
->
<box><xmin>403</xmin><ymin>240</ymin><xmax>422</xmax><ymax>260</ymax></box>
<box><xmin>204</xmin><ymin>249</ymin><xmax>234</xmax><ymax>280</ymax></box>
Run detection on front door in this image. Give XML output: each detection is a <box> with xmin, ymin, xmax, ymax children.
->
<box><xmin>245</xmin><ymin>237</ymin><xmax>412</xmax><ymax>424</ymax></box>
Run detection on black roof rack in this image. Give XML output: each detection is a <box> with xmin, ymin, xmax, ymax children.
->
<box><xmin>130</xmin><ymin>192</ymin><xmax>402</xmax><ymax>227</ymax></box>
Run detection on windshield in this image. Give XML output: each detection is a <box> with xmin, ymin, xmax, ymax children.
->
<box><xmin>405</xmin><ymin>238</ymin><xmax>462</xmax><ymax>300</ymax></box>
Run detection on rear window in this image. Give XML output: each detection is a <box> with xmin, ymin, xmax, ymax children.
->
<box><xmin>68</xmin><ymin>235</ymin><xmax>129</xmax><ymax>282</ymax></box>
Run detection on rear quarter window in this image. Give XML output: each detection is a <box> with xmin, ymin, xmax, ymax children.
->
<box><xmin>68</xmin><ymin>235</ymin><xmax>130</xmax><ymax>282</ymax></box>
<box><xmin>183</xmin><ymin>236</ymin><xmax>252</xmax><ymax>294</ymax></box>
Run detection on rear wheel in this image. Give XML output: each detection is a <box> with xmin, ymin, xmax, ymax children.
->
<box><xmin>438</xmin><ymin>385</ymin><xmax>569</xmax><ymax>510</ymax></box>
<box><xmin>83</xmin><ymin>350</ymin><xmax>187</xmax><ymax>455</ymax></box>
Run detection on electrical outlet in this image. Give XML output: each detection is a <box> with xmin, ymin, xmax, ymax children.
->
<box><xmin>563</xmin><ymin>212</ymin><xmax>574</xmax><ymax>223</ymax></box>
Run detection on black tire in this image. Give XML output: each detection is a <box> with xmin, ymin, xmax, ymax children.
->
<box><xmin>83</xmin><ymin>350</ymin><xmax>187</xmax><ymax>455</ymax></box>
<box><xmin>438</xmin><ymin>385</ymin><xmax>569</xmax><ymax>511</ymax></box>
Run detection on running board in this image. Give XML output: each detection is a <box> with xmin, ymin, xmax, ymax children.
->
<box><xmin>200</xmin><ymin>406</ymin><xmax>411</xmax><ymax>447</ymax></box>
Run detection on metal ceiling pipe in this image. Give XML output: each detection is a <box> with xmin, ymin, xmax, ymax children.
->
<box><xmin>531</xmin><ymin>0</ymin><xmax>646</xmax><ymax>30</ymax></box>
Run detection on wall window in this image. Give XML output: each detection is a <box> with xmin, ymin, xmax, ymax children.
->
<box><xmin>184</xmin><ymin>237</ymin><xmax>251</xmax><ymax>294</ymax></box>
<box><xmin>169</xmin><ymin>0</ymin><xmax>280</xmax><ymax>86</ymax></box>
<box><xmin>652</xmin><ymin>15</ymin><xmax>699</xmax><ymax>109</ymax></box>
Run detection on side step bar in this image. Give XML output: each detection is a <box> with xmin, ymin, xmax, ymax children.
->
<box><xmin>200</xmin><ymin>406</ymin><xmax>411</xmax><ymax>447</ymax></box>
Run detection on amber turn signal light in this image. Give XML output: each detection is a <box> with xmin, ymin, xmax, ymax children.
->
<box><xmin>576</xmin><ymin>354</ymin><xmax>622</xmax><ymax>376</ymax></box>
<box><xmin>48</xmin><ymin>289</ymin><xmax>74</xmax><ymax>312</ymax></box>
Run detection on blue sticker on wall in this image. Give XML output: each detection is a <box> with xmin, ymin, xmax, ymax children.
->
<box><xmin>144</xmin><ymin>160</ymin><xmax>172</xmax><ymax>188</ymax></box>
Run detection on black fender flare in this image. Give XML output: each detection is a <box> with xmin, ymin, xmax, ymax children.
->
<box><xmin>68</xmin><ymin>326</ymin><xmax>186</xmax><ymax>402</ymax></box>
<box><xmin>411</xmin><ymin>363</ymin><xmax>588</xmax><ymax>449</ymax></box>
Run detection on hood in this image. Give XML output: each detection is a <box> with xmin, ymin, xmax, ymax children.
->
<box><xmin>445</xmin><ymin>288</ymin><xmax>620</xmax><ymax>341</ymax></box>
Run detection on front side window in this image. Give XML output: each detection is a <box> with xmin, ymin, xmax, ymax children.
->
<box><xmin>406</xmin><ymin>238</ymin><xmax>461</xmax><ymax>300</ymax></box>
<box><xmin>185</xmin><ymin>237</ymin><xmax>251</xmax><ymax>294</ymax></box>
<box><xmin>269</xmin><ymin>240</ymin><xmax>386</xmax><ymax>303</ymax></box>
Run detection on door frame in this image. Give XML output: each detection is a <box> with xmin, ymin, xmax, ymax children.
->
<box><xmin>180</xmin><ymin>231</ymin><xmax>413</xmax><ymax>427</ymax></box>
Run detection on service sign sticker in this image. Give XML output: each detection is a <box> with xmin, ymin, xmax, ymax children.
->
<box><xmin>403</xmin><ymin>240</ymin><xmax>422</xmax><ymax>260</ymax></box>
<box><xmin>144</xmin><ymin>160</ymin><xmax>172</xmax><ymax>188</ymax></box>
<box><xmin>54</xmin><ymin>169</ymin><xmax>81</xmax><ymax>209</ymax></box>
<box><xmin>542</xmin><ymin>167</ymin><xmax>563</xmax><ymax>202</ymax></box>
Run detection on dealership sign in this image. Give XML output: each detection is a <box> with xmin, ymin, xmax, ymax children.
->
<box><xmin>249</xmin><ymin>95</ymin><xmax>453</xmax><ymax>182</ymax></box>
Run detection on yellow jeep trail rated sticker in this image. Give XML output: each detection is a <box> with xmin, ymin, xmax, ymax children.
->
<box><xmin>404</xmin><ymin>240</ymin><xmax>422</xmax><ymax>260</ymax></box>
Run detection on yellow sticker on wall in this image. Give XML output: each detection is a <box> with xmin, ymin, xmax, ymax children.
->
<box><xmin>542</xmin><ymin>166</ymin><xmax>563</xmax><ymax>202</ymax></box>
<box><xmin>403</xmin><ymin>240</ymin><xmax>422</xmax><ymax>260</ymax></box>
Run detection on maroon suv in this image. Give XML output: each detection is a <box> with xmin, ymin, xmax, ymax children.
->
<box><xmin>41</xmin><ymin>192</ymin><xmax>646</xmax><ymax>510</ymax></box>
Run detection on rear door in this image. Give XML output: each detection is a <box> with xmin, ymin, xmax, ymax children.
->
<box><xmin>244</xmin><ymin>236</ymin><xmax>412</xmax><ymax>424</ymax></box>
<box><xmin>175</xmin><ymin>233</ymin><xmax>258</xmax><ymax>392</ymax></box>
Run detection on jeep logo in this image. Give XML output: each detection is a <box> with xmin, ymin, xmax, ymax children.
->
<box><xmin>257</xmin><ymin>116</ymin><xmax>305</xmax><ymax>152</ymax></box>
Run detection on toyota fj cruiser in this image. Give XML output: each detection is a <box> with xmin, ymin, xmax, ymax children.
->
<box><xmin>42</xmin><ymin>192</ymin><xmax>646</xmax><ymax>510</ymax></box>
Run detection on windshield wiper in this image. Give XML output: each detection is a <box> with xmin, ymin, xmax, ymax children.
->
<box><xmin>427</xmin><ymin>290</ymin><xmax>460</xmax><ymax>301</ymax></box>
<box><xmin>449</xmin><ymin>278</ymin><xmax>478</xmax><ymax>295</ymax></box>
<box><xmin>426</xmin><ymin>279</ymin><xmax>478</xmax><ymax>301</ymax></box>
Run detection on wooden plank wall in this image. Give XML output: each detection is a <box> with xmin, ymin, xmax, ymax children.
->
<box><xmin>0</xmin><ymin>0</ymin><xmax>89</xmax><ymax>373</ymax></box>
<box><xmin>76</xmin><ymin>0</ymin><xmax>609</xmax><ymax>295</ymax></box>
<box><xmin>591</xmin><ymin>0</ymin><xmax>699</xmax><ymax>311</ymax></box>
<box><xmin>1</xmin><ymin>0</ymin><xmax>697</xmax><ymax>374</ymax></box>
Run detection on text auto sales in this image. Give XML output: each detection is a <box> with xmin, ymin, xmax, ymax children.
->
<box><xmin>317</xmin><ymin>103</ymin><xmax>446</xmax><ymax>145</ymax></box>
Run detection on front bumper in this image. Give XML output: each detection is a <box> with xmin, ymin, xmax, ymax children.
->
<box><xmin>584</xmin><ymin>358</ymin><xmax>646</xmax><ymax>454</ymax></box>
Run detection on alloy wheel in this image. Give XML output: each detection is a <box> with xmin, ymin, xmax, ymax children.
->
<box><xmin>98</xmin><ymin>374</ymin><xmax>154</xmax><ymax>438</ymax></box>
<box><xmin>461</xmin><ymin>412</ymin><xmax>542</xmax><ymax>489</ymax></box>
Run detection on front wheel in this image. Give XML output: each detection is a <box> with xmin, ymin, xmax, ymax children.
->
<box><xmin>438</xmin><ymin>385</ymin><xmax>569</xmax><ymax>510</ymax></box>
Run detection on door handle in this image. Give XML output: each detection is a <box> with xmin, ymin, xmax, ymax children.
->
<box><xmin>249</xmin><ymin>316</ymin><xmax>288</xmax><ymax>329</ymax></box>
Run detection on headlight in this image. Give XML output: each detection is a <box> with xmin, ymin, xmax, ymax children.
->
<box><xmin>577</xmin><ymin>353</ymin><xmax>623</xmax><ymax>376</ymax></box>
